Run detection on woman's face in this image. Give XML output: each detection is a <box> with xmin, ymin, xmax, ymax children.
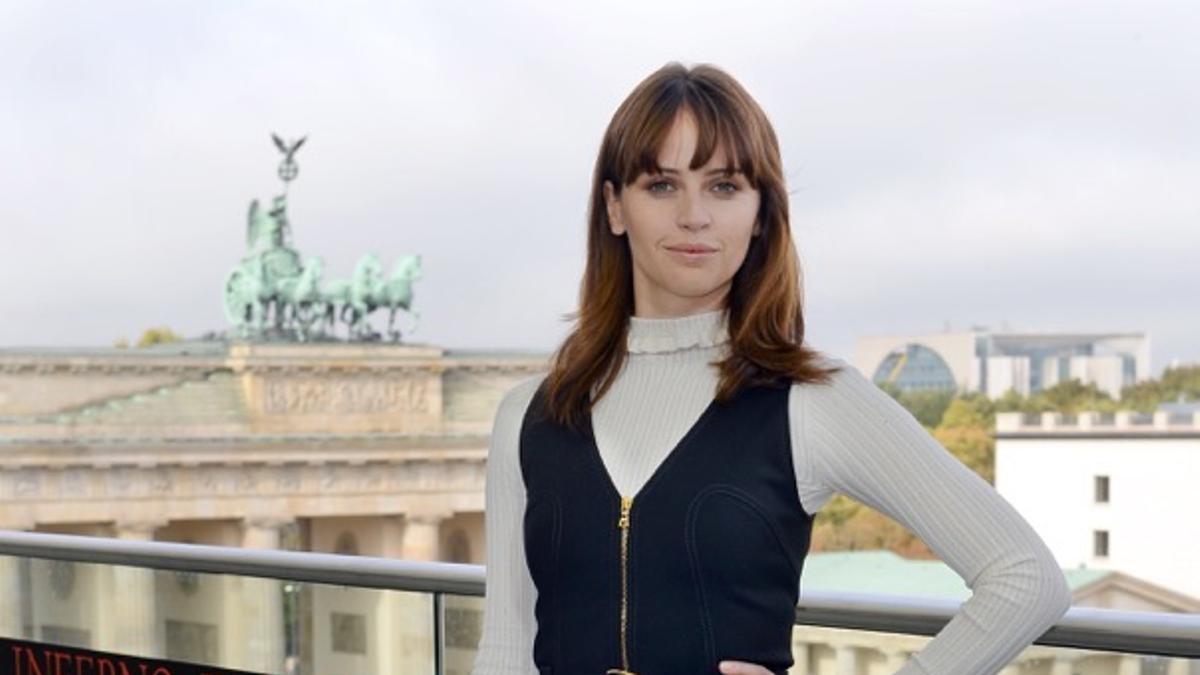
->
<box><xmin>604</xmin><ymin>110</ymin><xmax>761</xmax><ymax>318</ymax></box>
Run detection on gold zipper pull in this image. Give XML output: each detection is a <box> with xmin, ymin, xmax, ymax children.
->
<box><xmin>618</xmin><ymin>495</ymin><xmax>633</xmax><ymax>529</ymax></box>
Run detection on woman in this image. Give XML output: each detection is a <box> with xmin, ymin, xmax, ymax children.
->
<box><xmin>471</xmin><ymin>62</ymin><xmax>1071</xmax><ymax>675</ymax></box>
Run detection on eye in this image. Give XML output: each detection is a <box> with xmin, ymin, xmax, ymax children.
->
<box><xmin>646</xmin><ymin>179</ymin><xmax>674</xmax><ymax>194</ymax></box>
<box><xmin>712</xmin><ymin>180</ymin><xmax>739</xmax><ymax>194</ymax></box>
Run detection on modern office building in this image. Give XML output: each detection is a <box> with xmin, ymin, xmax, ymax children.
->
<box><xmin>855</xmin><ymin>329</ymin><xmax>1150</xmax><ymax>399</ymax></box>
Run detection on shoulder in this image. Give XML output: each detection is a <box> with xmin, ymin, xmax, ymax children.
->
<box><xmin>787</xmin><ymin>354</ymin><xmax>904</xmax><ymax>431</ymax></box>
<box><xmin>485</xmin><ymin>374</ymin><xmax>546</xmax><ymax>485</ymax></box>
<box><xmin>491</xmin><ymin>374</ymin><xmax>546</xmax><ymax>437</ymax></box>
<box><xmin>786</xmin><ymin>354</ymin><xmax>864</xmax><ymax>402</ymax></box>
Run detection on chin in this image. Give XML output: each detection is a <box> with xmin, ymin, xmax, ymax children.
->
<box><xmin>664</xmin><ymin>282</ymin><xmax>725</xmax><ymax>299</ymax></box>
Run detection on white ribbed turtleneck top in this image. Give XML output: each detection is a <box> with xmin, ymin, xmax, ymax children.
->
<box><xmin>470</xmin><ymin>309</ymin><xmax>1071</xmax><ymax>675</ymax></box>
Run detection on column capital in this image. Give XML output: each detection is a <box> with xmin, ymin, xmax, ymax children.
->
<box><xmin>241</xmin><ymin>515</ymin><xmax>292</xmax><ymax>550</ymax></box>
<box><xmin>405</xmin><ymin>510</ymin><xmax>453</xmax><ymax>526</ymax></box>
<box><xmin>114</xmin><ymin>519</ymin><xmax>167</xmax><ymax>540</ymax></box>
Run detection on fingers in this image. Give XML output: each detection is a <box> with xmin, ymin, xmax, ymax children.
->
<box><xmin>718</xmin><ymin>660</ymin><xmax>774</xmax><ymax>675</ymax></box>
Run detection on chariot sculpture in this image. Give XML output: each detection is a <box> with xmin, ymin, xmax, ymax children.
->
<box><xmin>224</xmin><ymin>134</ymin><xmax>422</xmax><ymax>342</ymax></box>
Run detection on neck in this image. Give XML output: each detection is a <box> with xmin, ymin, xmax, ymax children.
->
<box><xmin>631</xmin><ymin>289</ymin><xmax>728</xmax><ymax>319</ymax></box>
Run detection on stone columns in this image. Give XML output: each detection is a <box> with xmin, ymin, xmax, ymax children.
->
<box><xmin>834</xmin><ymin>644</ymin><xmax>858</xmax><ymax>675</ymax></box>
<box><xmin>242</xmin><ymin>516</ymin><xmax>287</xmax><ymax>550</ymax></box>
<box><xmin>235</xmin><ymin>515</ymin><xmax>291</xmax><ymax>674</ymax></box>
<box><xmin>103</xmin><ymin>520</ymin><xmax>164</xmax><ymax>657</ymax></box>
<box><xmin>399</xmin><ymin>511</ymin><xmax>450</xmax><ymax>562</ymax></box>
<box><xmin>788</xmin><ymin>641</ymin><xmax>811</xmax><ymax>675</ymax></box>
<box><xmin>881</xmin><ymin>648</ymin><xmax>909</xmax><ymax>672</ymax></box>
<box><xmin>0</xmin><ymin>553</ymin><xmax>23</xmax><ymax>639</ymax></box>
<box><xmin>1117</xmin><ymin>654</ymin><xmax>1141</xmax><ymax>675</ymax></box>
<box><xmin>377</xmin><ymin>511</ymin><xmax>451</xmax><ymax>674</ymax></box>
<box><xmin>1050</xmin><ymin>655</ymin><xmax>1080</xmax><ymax>675</ymax></box>
<box><xmin>1166</xmin><ymin>656</ymin><xmax>1193</xmax><ymax>675</ymax></box>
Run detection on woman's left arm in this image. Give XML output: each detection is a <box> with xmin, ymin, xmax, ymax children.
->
<box><xmin>792</xmin><ymin>360</ymin><xmax>1072</xmax><ymax>675</ymax></box>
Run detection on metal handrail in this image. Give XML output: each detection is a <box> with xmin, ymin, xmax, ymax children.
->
<box><xmin>1</xmin><ymin>530</ymin><xmax>1197</xmax><ymax>658</ymax></box>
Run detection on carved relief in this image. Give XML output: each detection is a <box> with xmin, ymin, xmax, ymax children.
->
<box><xmin>359</xmin><ymin>463</ymin><xmax>385</xmax><ymax>491</ymax></box>
<box><xmin>49</xmin><ymin>560</ymin><xmax>75</xmax><ymax>600</ymax></box>
<box><xmin>61</xmin><ymin>469</ymin><xmax>89</xmax><ymax>497</ymax></box>
<box><xmin>237</xmin><ymin>465</ymin><xmax>261</xmax><ymax>493</ymax></box>
<box><xmin>445</xmin><ymin>606</ymin><xmax>482</xmax><ymax>649</ymax></box>
<box><xmin>165</xmin><ymin>619</ymin><xmax>218</xmax><ymax>663</ymax></box>
<box><xmin>276</xmin><ymin>464</ymin><xmax>302</xmax><ymax>491</ymax></box>
<box><xmin>262</xmin><ymin>376</ymin><xmax>431</xmax><ymax>415</ymax></box>
<box><xmin>14</xmin><ymin>470</ymin><xmax>40</xmax><ymax>498</ymax></box>
<box><xmin>321</xmin><ymin>464</ymin><xmax>340</xmax><ymax>490</ymax></box>
<box><xmin>330</xmin><ymin>612</ymin><xmax>367</xmax><ymax>655</ymax></box>
<box><xmin>109</xmin><ymin>467</ymin><xmax>135</xmax><ymax>496</ymax></box>
<box><xmin>198</xmin><ymin>467</ymin><xmax>222</xmax><ymax>493</ymax></box>
<box><xmin>149</xmin><ymin>467</ymin><xmax>173</xmax><ymax>494</ymax></box>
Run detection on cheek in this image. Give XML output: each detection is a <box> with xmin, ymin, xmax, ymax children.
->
<box><xmin>623</xmin><ymin>205</ymin><xmax>676</xmax><ymax>247</ymax></box>
<box><xmin>717</xmin><ymin>200</ymin><xmax>759</xmax><ymax>240</ymax></box>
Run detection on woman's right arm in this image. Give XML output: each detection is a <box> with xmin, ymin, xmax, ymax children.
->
<box><xmin>470</xmin><ymin>376</ymin><xmax>544</xmax><ymax>675</ymax></box>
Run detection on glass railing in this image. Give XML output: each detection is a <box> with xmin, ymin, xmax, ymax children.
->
<box><xmin>1</xmin><ymin>530</ymin><xmax>1197</xmax><ymax>674</ymax></box>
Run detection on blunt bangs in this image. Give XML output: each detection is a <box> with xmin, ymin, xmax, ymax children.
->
<box><xmin>611</xmin><ymin>79</ymin><xmax>763</xmax><ymax>189</ymax></box>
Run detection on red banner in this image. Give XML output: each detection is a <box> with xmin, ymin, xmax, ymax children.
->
<box><xmin>0</xmin><ymin>638</ymin><xmax>263</xmax><ymax>675</ymax></box>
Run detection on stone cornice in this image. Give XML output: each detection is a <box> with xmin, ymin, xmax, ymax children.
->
<box><xmin>0</xmin><ymin>351</ymin><xmax>548</xmax><ymax>376</ymax></box>
<box><xmin>0</xmin><ymin>356</ymin><xmax>226</xmax><ymax>375</ymax></box>
<box><xmin>0</xmin><ymin>431</ymin><xmax>490</xmax><ymax>460</ymax></box>
<box><xmin>0</xmin><ymin>454</ymin><xmax>489</xmax><ymax>519</ymax></box>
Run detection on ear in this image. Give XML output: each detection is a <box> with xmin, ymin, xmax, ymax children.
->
<box><xmin>603</xmin><ymin>180</ymin><xmax>626</xmax><ymax>236</ymax></box>
<box><xmin>751</xmin><ymin>222</ymin><xmax>762</xmax><ymax>237</ymax></box>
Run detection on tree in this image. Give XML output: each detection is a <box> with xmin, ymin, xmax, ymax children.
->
<box><xmin>940</xmin><ymin>394</ymin><xmax>995</xmax><ymax>429</ymax></box>
<box><xmin>136</xmin><ymin>326</ymin><xmax>183</xmax><ymax>348</ymax></box>
<box><xmin>897</xmin><ymin>389</ymin><xmax>956</xmax><ymax>429</ymax></box>
<box><xmin>993</xmin><ymin>388</ymin><xmax>1024</xmax><ymax>413</ymax></box>
<box><xmin>932</xmin><ymin>426</ymin><xmax>995</xmax><ymax>484</ymax></box>
<box><xmin>811</xmin><ymin>495</ymin><xmax>936</xmax><ymax>559</ymax></box>
<box><xmin>1030</xmin><ymin>379</ymin><xmax>1116</xmax><ymax>414</ymax></box>
<box><xmin>934</xmin><ymin>395</ymin><xmax>997</xmax><ymax>483</ymax></box>
<box><xmin>1121</xmin><ymin>364</ymin><xmax>1200</xmax><ymax>412</ymax></box>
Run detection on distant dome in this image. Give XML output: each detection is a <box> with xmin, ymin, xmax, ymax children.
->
<box><xmin>872</xmin><ymin>344</ymin><xmax>956</xmax><ymax>392</ymax></box>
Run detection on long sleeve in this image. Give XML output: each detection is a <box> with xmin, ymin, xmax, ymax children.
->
<box><xmin>470</xmin><ymin>375</ymin><xmax>543</xmax><ymax>675</ymax></box>
<box><xmin>790</xmin><ymin>358</ymin><xmax>1072</xmax><ymax>675</ymax></box>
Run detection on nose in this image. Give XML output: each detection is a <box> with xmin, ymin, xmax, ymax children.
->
<box><xmin>676</xmin><ymin>191</ymin><xmax>711</xmax><ymax>231</ymax></box>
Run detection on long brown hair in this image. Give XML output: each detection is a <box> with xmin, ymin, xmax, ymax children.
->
<box><xmin>544</xmin><ymin>61</ymin><xmax>842</xmax><ymax>432</ymax></box>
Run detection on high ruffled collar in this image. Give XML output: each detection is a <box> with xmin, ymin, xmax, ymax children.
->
<box><xmin>626</xmin><ymin>308</ymin><xmax>730</xmax><ymax>354</ymax></box>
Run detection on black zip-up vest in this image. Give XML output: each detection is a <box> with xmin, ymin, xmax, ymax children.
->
<box><xmin>519</xmin><ymin>379</ymin><xmax>814</xmax><ymax>675</ymax></box>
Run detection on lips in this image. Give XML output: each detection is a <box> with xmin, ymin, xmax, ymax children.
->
<box><xmin>665</xmin><ymin>244</ymin><xmax>718</xmax><ymax>253</ymax></box>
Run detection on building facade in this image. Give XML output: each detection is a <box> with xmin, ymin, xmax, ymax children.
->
<box><xmin>0</xmin><ymin>340</ymin><xmax>546</xmax><ymax>673</ymax></box>
<box><xmin>995</xmin><ymin>409</ymin><xmax>1200</xmax><ymax>604</ymax></box>
<box><xmin>855</xmin><ymin>329</ymin><xmax>1150</xmax><ymax>399</ymax></box>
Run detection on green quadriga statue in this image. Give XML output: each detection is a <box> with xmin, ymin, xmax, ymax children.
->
<box><xmin>223</xmin><ymin>134</ymin><xmax>422</xmax><ymax>343</ymax></box>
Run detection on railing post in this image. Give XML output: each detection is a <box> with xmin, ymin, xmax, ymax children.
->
<box><xmin>433</xmin><ymin>591</ymin><xmax>445</xmax><ymax>675</ymax></box>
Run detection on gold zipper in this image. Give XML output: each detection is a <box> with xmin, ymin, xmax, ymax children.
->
<box><xmin>605</xmin><ymin>495</ymin><xmax>637</xmax><ymax>675</ymax></box>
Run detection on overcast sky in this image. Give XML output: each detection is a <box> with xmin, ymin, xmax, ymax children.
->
<box><xmin>1</xmin><ymin>1</ymin><xmax>1196</xmax><ymax>374</ymax></box>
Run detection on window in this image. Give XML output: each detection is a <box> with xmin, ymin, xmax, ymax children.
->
<box><xmin>1094</xmin><ymin>475</ymin><xmax>1110</xmax><ymax>503</ymax></box>
<box><xmin>1094</xmin><ymin>530</ymin><xmax>1109</xmax><ymax>558</ymax></box>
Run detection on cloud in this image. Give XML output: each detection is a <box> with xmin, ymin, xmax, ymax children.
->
<box><xmin>0</xmin><ymin>0</ymin><xmax>1196</xmax><ymax>373</ymax></box>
